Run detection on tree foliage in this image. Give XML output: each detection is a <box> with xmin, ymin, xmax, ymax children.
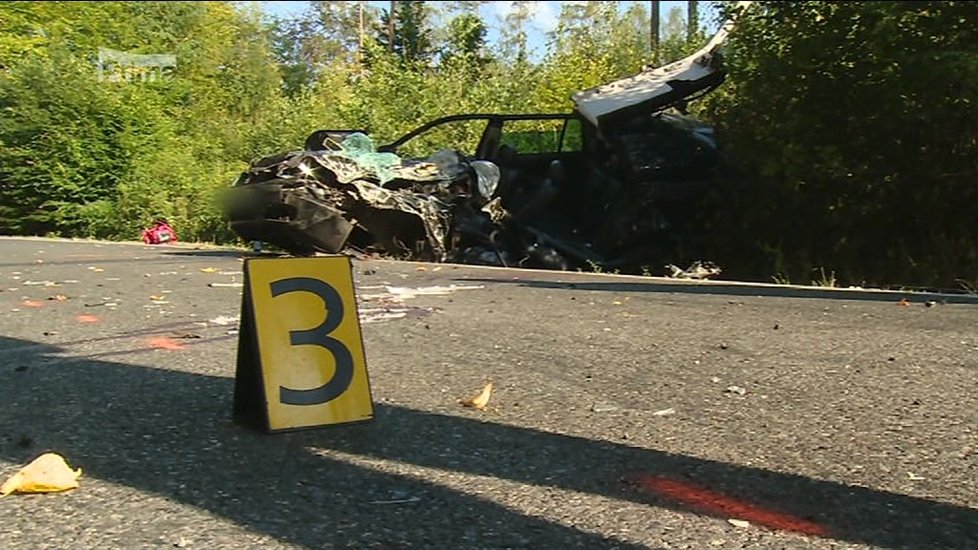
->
<box><xmin>270</xmin><ymin>2</ymin><xmax>358</xmax><ymax>95</ymax></box>
<box><xmin>0</xmin><ymin>0</ymin><xmax>974</xmax><ymax>287</ymax></box>
<box><xmin>442</xmin><ymin>12</ymin><xmax>489</xmax><ymax>67</ymax></box>
<box><xmin>375</xmin><ymin>1</ymin><xmax>434</xmax><ymax>66</ymax></box>
<box><xmin>698</xmin><ymin>0</ymin><xmax>978</xmax><ymax>287</ymax></box>
<box><xmin>0</xmin><ymin>1</ymin><xmax>283</xmax><ymax>240</ymax></box>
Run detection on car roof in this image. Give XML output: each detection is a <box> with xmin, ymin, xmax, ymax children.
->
<box><xmin>572</xmin><ymin>1</ymin><xmax>751</xmax><ymax>129</ymax></box>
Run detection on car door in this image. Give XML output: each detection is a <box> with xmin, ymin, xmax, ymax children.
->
<box><xmin>486</xmin><ymin>115</ymin><xmax>590</xmax><ymax>227</ymax></box>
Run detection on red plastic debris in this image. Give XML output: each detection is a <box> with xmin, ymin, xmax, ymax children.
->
<box><xmin>141</xmin><ymin>220</ymin><xmax>177</xmax><ymax>245</ymax></box>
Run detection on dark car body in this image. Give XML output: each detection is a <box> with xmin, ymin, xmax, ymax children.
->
<box><xmin>225</xmin><ymin>8</ymin><xmax>746</xmax><ymax>272</ymax></box>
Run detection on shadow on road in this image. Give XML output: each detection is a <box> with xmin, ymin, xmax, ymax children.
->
<box><xmin>462</xmin><ymin>277</ymin><xmax>978</xmax><ymax>305</ymax></box>
<box><xmin>1</xmin><ymin>336</ymin><xmax>975</xmax><ymax>548</ymax></box>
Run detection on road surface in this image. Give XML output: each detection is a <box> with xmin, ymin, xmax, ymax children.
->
<box><xmin>1</xmin><ymin>237</ymin><xmax>976</xmax><ymax>549</ymax></box>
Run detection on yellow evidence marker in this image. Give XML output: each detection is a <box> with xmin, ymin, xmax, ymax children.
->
<box><xmin>234</xmin><ymin>256</ymin><xmax>373</xmax><ymax>432</ymax></box>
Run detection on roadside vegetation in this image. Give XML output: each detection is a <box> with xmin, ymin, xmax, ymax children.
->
<box><xmin>1</xmin><ymin>1</ymin><xmax>975</xmax><ymax>289</ymax></box>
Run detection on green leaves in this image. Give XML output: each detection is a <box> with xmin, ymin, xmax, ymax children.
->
<box><xmin>0</xmin><ymin>2</ymin><xmax>279</xmax><ymax>239</ymax></box>
<box><xmin>2</xmin><ymin>1</ymin><xmax>975</xmax><ymax>288</ymax></box>
<box><xmin>698</xmin><ymin>0</ymin><xmax>978</xmax><ymax>287</ymax></box>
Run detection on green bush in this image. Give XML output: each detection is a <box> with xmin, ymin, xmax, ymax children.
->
<box><xmin>0</xmin><ymin>51</ymin><xmax>166</xmax><ymax>236</ymax></box>
<box><xmin>698</xmin><ymin>1</ymin><xmax>978</xmax><ymax>288</ymax></box>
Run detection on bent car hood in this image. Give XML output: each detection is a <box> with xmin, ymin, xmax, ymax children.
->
<box><xmin>573</xmin><ymin>1</ymin><xmax>751</xmax><ymax>129</ymax></box>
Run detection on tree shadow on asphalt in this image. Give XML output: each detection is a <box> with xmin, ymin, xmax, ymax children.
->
<box><xmin>1</xmin><ymin>336</ymin><xmax>975</xmax><ymax>549</ymax></box>
<box><xmin>460</xmin><ymin>278</ymin><xmax>978</xmax><ymax>305</ymax></box>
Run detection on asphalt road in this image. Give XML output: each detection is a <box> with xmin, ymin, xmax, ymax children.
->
<box><xmin>1</xmin><ymin>237</ymin><xmax>976</xmax><ymax>549</ymax></box>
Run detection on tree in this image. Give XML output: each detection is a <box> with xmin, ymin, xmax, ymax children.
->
<box><xmin>496</xmin><ymin>1</ymin><xmax>534</xmax><ymax>65</ymax></box>
<box><xmin>270</xmin><ymin>1</ymin><xmax>374</xmax><ymax>95</ymax></box>
<box><xmin>688</xmin><ymin>0</ymin><xmax>698</xmax><ymax>42</ymax></box>
<box><xmin>650</xmin><ymin>1</ymin><xmax>660</xmax><ymax>64</ymax></box>
<box><xmin>658</xmin><ymin>6</ymin><xmax>688</xmax><ymax>63</ymax></box>
<box><xmin>699</xmin><ymin>1</ymin><xmax>978</xmax><ymax>287</ymax></box>
<box><xmin>0</xmin><ymin>1</ymin><xmax>285</xmax><ymax>241</ymax></box>
<box><xmin>375</xmin><ymin>0</ymin><xmax>434</xmax><ymax>66</ymax></box>
<box><xmin>450</xmin><ymin>0</ymin><xmax>488</xmax><ymax>14</ymax></box>
<box><xmin>534</xmin><ymin>2</ymin><xmax>651</xmax><ymax>113</ymax></box>
<box><xmin>549</xmin><ymin>1</ymin><xmax>620</xmax><ymax>54</ymax></box>
<box><xmin>442</xmin><ymin>12</ymin><xmax>489</xmax><ymax>66</ymax></box>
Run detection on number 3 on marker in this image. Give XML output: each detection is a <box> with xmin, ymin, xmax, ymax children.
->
<box><xmin>270</xmin><ymin>277</ymin><xmax>353</xmax><ymax>406</ymax></box>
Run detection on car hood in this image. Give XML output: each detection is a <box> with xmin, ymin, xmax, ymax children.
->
<box><xmin>572</xmin><ymin>1</ymin><xmax>751</xmax><ymax>129</ymax></box>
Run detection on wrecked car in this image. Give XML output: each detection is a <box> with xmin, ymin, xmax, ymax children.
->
<box><xmin>225</xmin><ymin>12</ymin><xmax>742</xmax><ymax>274</ymax></box>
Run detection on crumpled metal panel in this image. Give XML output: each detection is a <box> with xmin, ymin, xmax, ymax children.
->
<box><xmin>573</xmin><ymin>1</ymin><xmax>752</xmax><ymax>129</ymax></box>
<box><xmin>229</xmin><ymin>139</ymin><xmax>487</xmax><ymax>261</ymax></box>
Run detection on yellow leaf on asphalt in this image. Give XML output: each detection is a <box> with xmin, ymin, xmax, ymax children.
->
<box><xmin>200</xmin><ymin>267</ymin><xmax>218</xmax><ymax>273</ymax></box>
<box><xmin>0</xmin><ymin>453</ymin><xmax>82</xmax><ymax>496</ymax></box>
<box><xmin>459</xmin><ymin>381</ymin><xmax>493</xmax><ymax>410</ymax></box>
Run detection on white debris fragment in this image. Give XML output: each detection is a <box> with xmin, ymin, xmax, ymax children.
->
<box><xmin>665</xmin><ymin>261</ymin><xmax>722</xmax><ymax>279</ymax></box>
<box><xmin>209</xmin><ymin>315</ymin><xmax>239</xmax><ymax>326</ymax></box>
<box><xmin>383</xmin><ymin>284</ymin><xmax>484</xmax><ymax>300</ymax></box>
<box><xmin>728</xmin><ymin>519</ymin><xmax>751</xmax><ymax>528</ymax></box>
<box><xmin>354</xmin><ymin>284</ymin><xmax>479</xmax><ymax>324</ymax></box>
<box><xmin>359</xmin><ymin>309</ymin><xmax>409</xmax><ymax>323</ymax></box>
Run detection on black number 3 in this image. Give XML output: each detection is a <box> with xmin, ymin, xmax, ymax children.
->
<box><xmin>270</xmin><ymin>277</ymin><xmax>354</xmax><ymax>405</ymax></box>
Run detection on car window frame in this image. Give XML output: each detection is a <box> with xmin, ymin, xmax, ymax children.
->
<box><xmin>379</xmin><ymin>113</ymin><xmax>581</xmax><ymax>160</ymax></box>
